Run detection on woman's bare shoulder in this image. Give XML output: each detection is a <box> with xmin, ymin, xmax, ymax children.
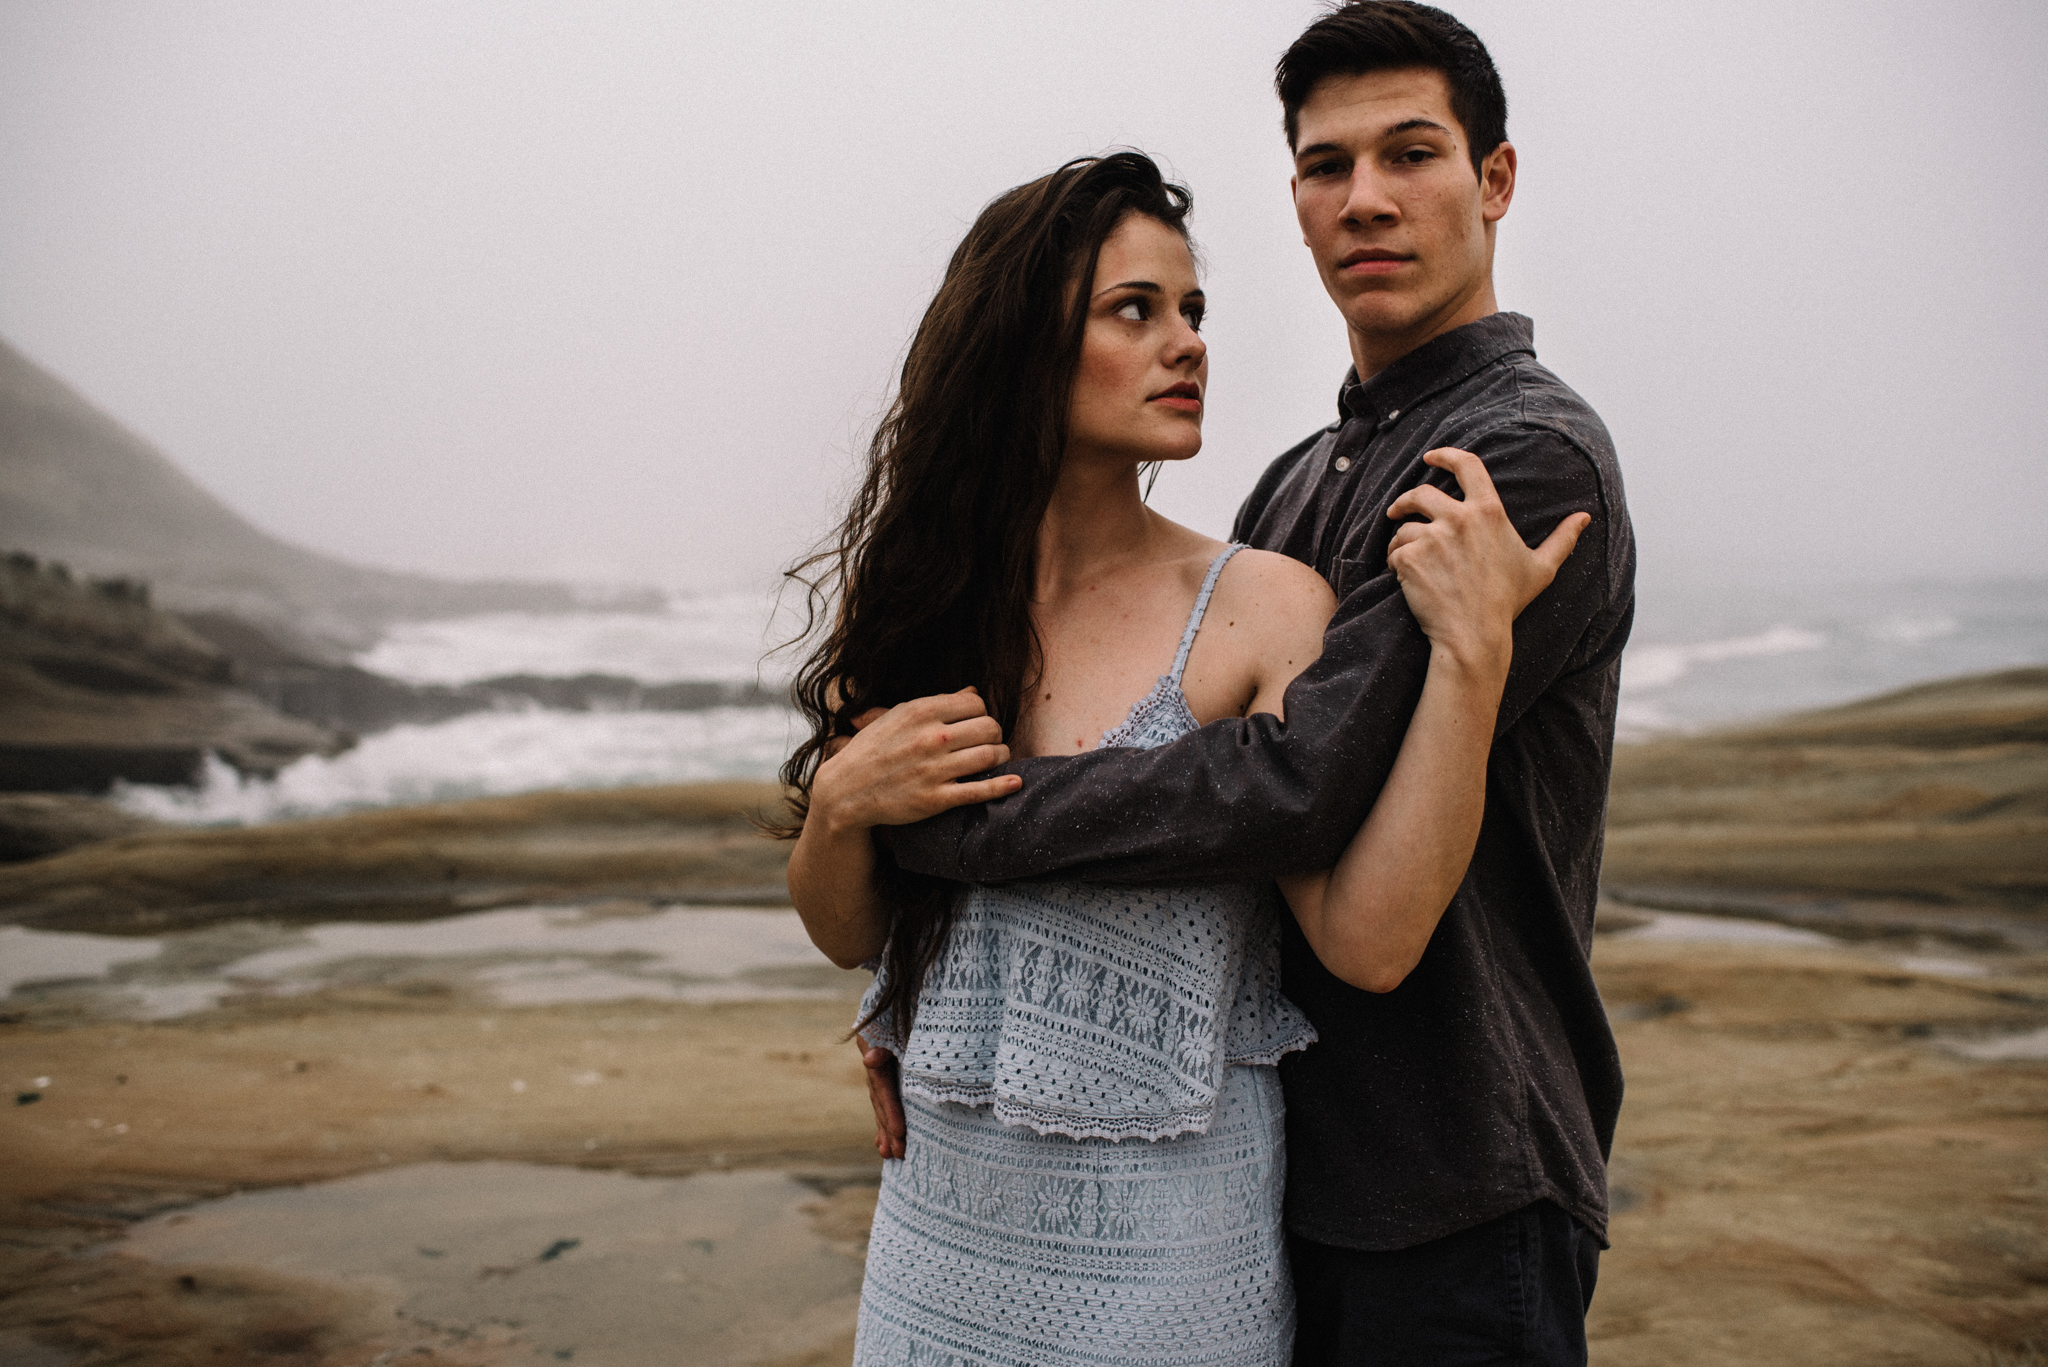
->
<box><xmin>1215</xmin><ymin>548</ymin><xmax>1336</xmax><ymax>627</ymax></box>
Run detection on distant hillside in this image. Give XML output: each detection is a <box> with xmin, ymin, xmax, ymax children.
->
<box><xmin>0</xmin><ymin>336</ymin><xmax>644</xmax><ymax>652</ymax></box>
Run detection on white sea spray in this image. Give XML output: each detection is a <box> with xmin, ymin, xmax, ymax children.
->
<box><xmin>115</xmin><ymin>707</ymin><xmax>799</xmax><ymax>826</ymax></box>
<box><xmin>106</xmin><ymin>576</ymin><xmax>2048</xmax><ymax>823</ymax></box>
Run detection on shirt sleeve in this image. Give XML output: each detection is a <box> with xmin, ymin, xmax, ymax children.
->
<box><xmin>879</xmin><ymin>422</ymin><xmax>1620</xmax><ymax>886</ymax></box>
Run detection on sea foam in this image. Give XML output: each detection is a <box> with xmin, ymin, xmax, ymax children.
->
<box><xmin>115</xmin><ymin>706</ymin><xmax>799</xmax><ymax>826</ymax></box>
<box><xmin>355</xmin><ymin>590</ymin><xmax>798</xmax><ymax>687</ymax></box>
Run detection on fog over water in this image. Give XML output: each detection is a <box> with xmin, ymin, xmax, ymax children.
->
<box><xmin>2</xmin><ymin>1</ymin><xmax>2044</xmax><ymax>599</ymax></box>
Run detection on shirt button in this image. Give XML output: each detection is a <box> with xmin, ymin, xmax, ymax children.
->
<box><xmin>1387</xmin><ymin>409</ymin><xmax>1401</xmax><ymax>421</ymax></box>
<box><xmin>1333</xmin><ymin>456</ymin><xmax>1352</xmax><ymax>472</ymax></box>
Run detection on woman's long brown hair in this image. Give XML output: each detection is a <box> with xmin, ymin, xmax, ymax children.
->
<box><xmin>777</xmin><ymin>152</ymin><xmax>1193</xmax><ymax>1040</ymax></box>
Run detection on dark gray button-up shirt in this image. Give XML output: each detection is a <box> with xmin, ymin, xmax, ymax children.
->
<box><xmin>885</xmin><ymin>311</ymin><xmax>1634</xmax><ymax>1251</ymax></box>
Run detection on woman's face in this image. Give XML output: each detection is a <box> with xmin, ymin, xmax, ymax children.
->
<box><xmin>1066</xmin><ymin>213</ymin><xmax>1208</xmax><ymax>468</ymax></box>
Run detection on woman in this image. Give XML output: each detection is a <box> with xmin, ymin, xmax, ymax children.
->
<box><xmin>781</xmin><ymin>153</ymin><xmax>1581</xmax><ymax>1365</ymax></box>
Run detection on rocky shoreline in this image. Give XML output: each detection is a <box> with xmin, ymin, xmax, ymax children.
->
<box><xmin>0</xmin><ymin>781</ymin><xmax>793</xmax><ymax>935</ymax></box>
<box><xmin>0</xmin><ymin>553</ymin><xmax>350</xmax><ymax>795</ymax></box>
<box><xmin>1603</xmin><ymin>665</ymin><xmax>2048</xmax><ymax>942</ymax></box>
<box><xmin>2</xmin><ymin>668</ymin><xmax>2046</xmax><ymax>1362</ymax></box>
<box><xmin>0</xmin><ymin>550</ymin><xmax>782</xmax><ymax>805</ymax></box>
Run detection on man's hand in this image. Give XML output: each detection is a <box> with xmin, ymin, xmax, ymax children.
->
<box><xmin>810</xmin><ymin>687</ymin><xmax>1022</xmax><ymax>837</ymax></box>
<box><xmin>1386</xmin><ymin>447</ymin><xmax>1588</xmax><ymax>667</ymax></box>
<box><xmin>859</xmin><ymin>1037</ymin><xmax>907</xmax><ymax>1160</ymax></box>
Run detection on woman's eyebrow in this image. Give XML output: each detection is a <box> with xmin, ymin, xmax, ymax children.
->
<box><xmin>1091</xmin><ymin>282</ymin><xmax>1204</xmax><ymax>301</ymax></box>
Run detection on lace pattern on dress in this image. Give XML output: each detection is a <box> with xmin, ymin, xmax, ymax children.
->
<box><xmin>860</xmin><ymin>544</ymin><xmax>1316</xmax><ymax>1142</ymax></box>
<box><xmin>853</xmin><ymin>1064</ymin><xmax>1294</xmax><ymax>1366</ymax></box>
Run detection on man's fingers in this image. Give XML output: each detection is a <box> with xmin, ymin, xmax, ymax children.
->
<box><xmin>1534</xmin><ymin>511</ymin><xmax>1592</xmax><ymax>573</ymax></box>
<box><xmin>861</xmin><ymin>1042</ymin><xmax>906</xmax><ymax>1159</ymax></box>
<box><xmin>1388</xmin><ymin>449</ymin><xmax>1503</xmax><ymax>524</ymax></box>
<box><xmin>866</xmin><ymin>1044</ymin><xmax>908</xmax><ymax>1159</ymax></box>
<box><xmin>1386</xmin><ymin>482</ymin><xmax>1463</xmax><ymax>524</ymax></box>
<box><xmin>1423</xmin><ymin>446</ymin><xmax>1503</xmax><ymax>506</ymax></box>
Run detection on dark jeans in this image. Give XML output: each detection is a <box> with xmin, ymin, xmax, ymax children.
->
<box><xmin>1289</xmin><ymin>1200</ymin><xmax>1600</xmax><ymax>1366</ymax></box>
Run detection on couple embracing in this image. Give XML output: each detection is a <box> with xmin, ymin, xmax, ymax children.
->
<box><xmin>782</xmin><ymin>4</ymin><xmax>1634</xmax><ymax>1363</ymax></box>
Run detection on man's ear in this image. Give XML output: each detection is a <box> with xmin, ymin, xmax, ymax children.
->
<box><xmin>1480</xmin><ymin>142</ymin><xmax>1517</xmax><ymax>224</ymax></box>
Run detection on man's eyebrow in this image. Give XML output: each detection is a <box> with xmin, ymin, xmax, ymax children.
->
<box><xmin>1294</xmin><ymin>118</ymin><xmax>1454</xmax><ymax>162</ymax></box>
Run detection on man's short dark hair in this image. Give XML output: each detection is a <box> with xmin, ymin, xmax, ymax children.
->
<box><xmin>1277</xmin><ymin>1</ymin><xmax>1508</xmax><ymax>175</ymax></box>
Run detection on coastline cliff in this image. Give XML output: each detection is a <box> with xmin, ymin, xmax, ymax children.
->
<box><xmin>0</xmin><ymin>335</ymin><xmax>650</xmax><ymax>655</ymax></box>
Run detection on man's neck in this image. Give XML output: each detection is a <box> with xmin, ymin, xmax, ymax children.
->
<box><xmin>1348</xmin><ymin>279</ymin><xmax>1500</xmax><ymax>381</ymax></box>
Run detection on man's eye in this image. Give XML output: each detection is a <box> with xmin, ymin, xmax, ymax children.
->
<box><xmin>1115</xmin><ymin>299</ymin><xmax>1147</xmax><ymax>321</ymax></box>
<box><xmin>1305</xmin><ymin>160</ymin><xmax>1344</xmax><ymax>177</ymax></box>
<box><xmin>1397</xmin><ymin>147</ymin><xmax>1435</xmax><ymax>164</ymax></box>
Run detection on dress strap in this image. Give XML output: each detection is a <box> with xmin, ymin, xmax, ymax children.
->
<box><xmin>1167</xmin><ymin>544</ymin><xmax>1244</xmax><ymax>686</ymax></box>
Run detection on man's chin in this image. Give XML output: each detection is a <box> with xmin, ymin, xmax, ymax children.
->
<box><xmin>1340</xmin><ymin>297</ymin><xmax>1428</xmax><ymax>338</ymax></box>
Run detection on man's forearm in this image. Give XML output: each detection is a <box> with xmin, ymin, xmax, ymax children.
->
<box><xmin>881</xmin><ymin>431</ymin><xmax>1616</xmax><ymax>889</ymax></box>
<box><xmin>882</xmin><ymin>585</ymin><xmax>1432</xmax><ymax>886</ymax></box>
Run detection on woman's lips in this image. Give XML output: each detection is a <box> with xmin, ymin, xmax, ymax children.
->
<box><xmin>1151</xmin><ymin>382</ymin><xmax>1202</xmax><ymax>412</ymax></box>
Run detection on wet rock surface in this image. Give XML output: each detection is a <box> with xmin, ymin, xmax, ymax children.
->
<box><xmin>0</xmin><ymin>795</ymin><xmax>161</xmax><ymax>864</ymax></box>
<box><xmin>183</xmin><ymin>610</ymin><xmax>784</xmax><ymax>740</ymax></box>
<box><xmin>0</xmin><ymin>900</ymin><xmax>2043</xmax><ymax>1365</ymax></box>
<box><xmin>0</xmin><ymin>782</ymin><xmax>794</xmax><ymax>934</ymax></box>
<box><xmin>1605</xmin><ymin>666</ymin><xmax>2048</xmax><ymax>913</ymax></box>
<box><xmin>0</xmin><ymin>554</ymin><xmax>350</xmax><ymax>793</ymax></box>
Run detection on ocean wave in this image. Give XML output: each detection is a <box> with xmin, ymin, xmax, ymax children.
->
<box><xmin>1621</xmin><ymin>624</ymin><xmax>1829</xmax><ymax>694</ymax></box>
<box><xmin>114</xmin><ymin>706</ymin><xmax>799</xmax><ymax>826</ymax></box>
<box><xmin>1865</xmin><ymin>614</ymin><xmax>1959</xmax><ymax>645</ymax></box>
<box><xmin>355</xmin><ymin>591</ymin><xmax>798</xmax><ymax>687</ymax></box>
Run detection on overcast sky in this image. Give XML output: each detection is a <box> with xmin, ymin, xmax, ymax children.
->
<box><xmin>3</xmin><ymin>0</ymin><xmax>2044</xmax><ymax>597</ymax></box>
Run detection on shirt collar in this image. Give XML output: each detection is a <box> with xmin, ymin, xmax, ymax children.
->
<box><xmin>1337</xmin><ymin>311</ymin><xmax>1536</xmax><ymax>426</ymax></box>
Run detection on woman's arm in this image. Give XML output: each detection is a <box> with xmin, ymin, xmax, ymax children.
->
<box><xmin>1270</xmin><ymin>448</ymin><xmax>1588</xmax><ymax>992</ymax></box>
<box><xmin>787</xmin><ymin>687</ymin><xmax>1021</xmax><ymax>968</ymax></box>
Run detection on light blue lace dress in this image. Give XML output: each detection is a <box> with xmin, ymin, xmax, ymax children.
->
<box><xmin>853</xmin><ymin>545</ymin><xmax>1317</xmax><ymax>1367</ymax></box>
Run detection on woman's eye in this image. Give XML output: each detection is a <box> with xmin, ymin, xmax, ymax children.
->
<box><xmin>1114</xmin><ymin>299</ymin><xmax>1147</xmax><ymax>322</ymax></box>
<box><xmin>1182</xmin><ymin>307</ymin><xmax>1204</xmax><ymax>331</ymax></box>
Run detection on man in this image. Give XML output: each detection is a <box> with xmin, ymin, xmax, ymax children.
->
<box><xmin>870</xmin><ymin>3</ymin><xmax>1633</xmax><ymax>1361</ymax></box>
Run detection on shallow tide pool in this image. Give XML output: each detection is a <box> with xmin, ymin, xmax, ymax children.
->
<box><xmin>0</xmin><ymin>903</ymin><xmax>847</xmax><ymax>1020</ymax></box>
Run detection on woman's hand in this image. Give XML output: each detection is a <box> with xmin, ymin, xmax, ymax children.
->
<box><xmin>809</xmin><ymin>687</ymin><xmax>1023</xmax><ymax>838</ymax></box>
<box><xmin>1386</xmin><ymin>448</ymin><xmax>1590</xmax><ymax>673</ymax></box>
<box><xmin>791</xmin><ymin>686</ymin><xmax>1019</xmax><ymax>972</ymax></box>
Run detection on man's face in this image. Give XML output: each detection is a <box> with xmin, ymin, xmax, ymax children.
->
<box><xmin>1290</xmin><ymin>67</ymin><xmax>1514</xmax><ymax>370</ymax></box>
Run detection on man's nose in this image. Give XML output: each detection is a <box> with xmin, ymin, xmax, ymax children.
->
<box><xmin>1340</xmin><ymin>165</ymin><xmax>1398</xmax><ymax>228</ymax></box>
